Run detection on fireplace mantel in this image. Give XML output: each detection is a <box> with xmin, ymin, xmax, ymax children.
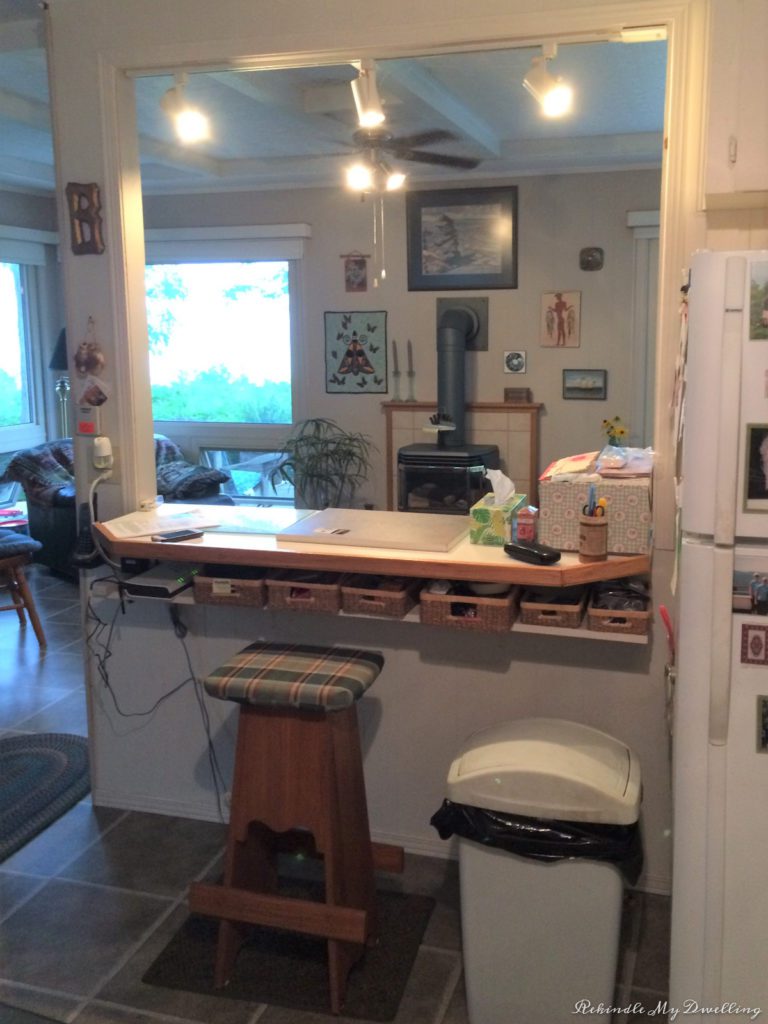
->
<box><xmin>381</xmin><ymin>402</ymin><xmax>542</xmax><ymax>511</ymax></box>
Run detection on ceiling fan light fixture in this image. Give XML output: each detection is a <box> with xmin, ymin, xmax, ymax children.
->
<box><xmin>385</xmin><ymin>169</ymin><xmax>406</xmax><ymax>191</ymax></box>
<box><xmin>351</xmin><ymin>59</ymin><xmax>386</xmax><ymax>129</ymax></box>
<box><xmin>522</xmin><ymin>46</ymin><xmax>573</xmax><ymax>118</ymax></box>
<box><xmin>346</xmin><ymin>162</ymin><xmax>374</xmax><ymax>191</ymax></box>
<box><xmin>161</xmin><ymin>72</ymin><xmax>210</xmax><ymax>144</ymax></box>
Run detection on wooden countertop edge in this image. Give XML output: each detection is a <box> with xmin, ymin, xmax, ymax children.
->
<box><xmin>95</xmin><ymin>525</ymin><xmax>651</xmax><ymax>588</ymax></box>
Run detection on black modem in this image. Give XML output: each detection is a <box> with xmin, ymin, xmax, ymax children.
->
<box><xmin>124</xmin><ymin>562</ymin><xmax>201</xmax><ymax>598</ymax></box>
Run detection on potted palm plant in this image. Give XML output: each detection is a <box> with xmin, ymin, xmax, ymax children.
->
<box><xmin>271</xmin><ymin>417</ymin><xmax>375</xmax><ymax>508</ymax></box>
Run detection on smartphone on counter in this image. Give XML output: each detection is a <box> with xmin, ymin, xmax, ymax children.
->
<box><xmin>150</xmin><ymin>529</ymin><xmax>205</xmax><ymax>542</ymax></box>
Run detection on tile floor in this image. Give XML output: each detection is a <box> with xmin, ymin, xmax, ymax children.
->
<box><xmin>0</xmin><ymin>565</ymin><xmax>672</xmax><ymax>1023</ymax></box>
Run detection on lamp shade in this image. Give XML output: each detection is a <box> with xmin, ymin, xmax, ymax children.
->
<box><xmin>49</xmin><ymin>328</ymin><xmax>68</xmax><ymax>371</ymax></box>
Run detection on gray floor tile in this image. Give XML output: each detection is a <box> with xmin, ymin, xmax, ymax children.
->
<box><xmin>14</xmin><ymin>689</ymin><xmax>88</xmax><ymax>734</ymax></box>
<box><xmin>59</xmin><ymin>812</ymin><xmax>227</xmax><ymax>897</ymax></box>
<box><xmin>0</xmin><ymin>651</ymin><xmax>84</xmax><ymax>693</ymax></box>
<box><xmin>94</xmin><ymin>904</ymin><xmax>264</xmax><ymax>1024</ymax></box>
<box><xmin>0</xmin><ymin>982</ymin><xmax>80</xmax><ymax>1023</ymax></box>
<box><xmin>0</xmin><ymin>686</ymin><xmax>74</xmax><ymax>730</ymax></box>
<box><xmin>0</xmin><ymin>871</ymin><xmax>46</xmax><ymax>919</ymax></box>
<box><xmin>0</xmin><ymin>878</ymin><xmax>170</xmax><ymax>996</ymax></box>
<box><xmin>633</xmin><ymin>893</ymin><xmax>671</xmax><ymax>992</ymax></box>
<box><xmin>2</xmin><ymin>802</ymin><xmax>124</xmax><ymax>877</ymax></box>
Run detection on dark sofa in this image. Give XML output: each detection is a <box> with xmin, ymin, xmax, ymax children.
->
<box><xmin>1</xmin><ymin>435</ymin><xmax>231</xmax><ymax>577</ymax></box>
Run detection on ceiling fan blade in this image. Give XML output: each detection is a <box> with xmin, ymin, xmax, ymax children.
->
<box><xmin>394</xmin><ymin>148</ymin><xmax>481</xmax><ymax>169</ymax></box>
<box><xmin>383</xmin><ymin>129</ymin><xmax>456</xmax><ymax>148</ymax></box>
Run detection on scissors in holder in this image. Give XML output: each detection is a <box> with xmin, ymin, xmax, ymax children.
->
<box><xmin>582</xmin><ymin>499</ymin><xmax>606</xmax><ymax>517</ymax></box>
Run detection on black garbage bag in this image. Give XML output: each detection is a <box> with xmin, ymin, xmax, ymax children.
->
<box><xmin>431</xmin><ymin>799</ymin><xmax>643</xmax><ymax>886</ymax></box>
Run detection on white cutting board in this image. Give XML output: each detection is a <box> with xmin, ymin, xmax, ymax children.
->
<box><xmin>276</xmin><ymin>508</ymin><xmax>468</xmax><ymax>552</ymax></box>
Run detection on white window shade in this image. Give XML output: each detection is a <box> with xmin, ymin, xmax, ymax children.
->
<box><xmin>144</xmin><ymin>224</ymin><xmax>311</xmax><ymax>263</ymax></box>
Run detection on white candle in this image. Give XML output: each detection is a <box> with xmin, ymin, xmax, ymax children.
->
<box><xmin>392</xmin><ymin>339</ymin><xmax>399</xmax><ymax>373</ymax></box>
<box><xmin>407</xmin><ymin>339</ymin><xmax>413</xmax><ymax>374</ymax></box>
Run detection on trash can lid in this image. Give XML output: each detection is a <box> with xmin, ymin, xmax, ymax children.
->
<box><xmin>446</xmin><ymin>717</ymin><xmax>641</xmax><ymax>825</ymax></box>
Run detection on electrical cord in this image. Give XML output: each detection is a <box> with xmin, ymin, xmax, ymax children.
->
<box><xmin>85</xmin><ymin>584</ymin><xmax>228</xmax><ymax>820</ymax></box>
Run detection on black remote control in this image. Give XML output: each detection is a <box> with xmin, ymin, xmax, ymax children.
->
<box><xmin>504</xmin><ymin>540</ymin><xmax>561</xmax><ymax>565</ymax></box>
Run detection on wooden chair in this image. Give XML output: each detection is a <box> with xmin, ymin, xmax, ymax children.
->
<box><xmin>0</xmin><ymin>533</ymin><xmax>46</xmax><ymax>648</ymax></box>
<box><xmin>189</xmin><ymin>641</ymin><xmax>403</xmax><ymax>1014</ymax></box>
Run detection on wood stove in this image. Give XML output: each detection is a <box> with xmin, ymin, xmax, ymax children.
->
<box><xmin>397</xmin><ymin>442</ymin><xmax>499</xmax><ymax>513</ymax></box>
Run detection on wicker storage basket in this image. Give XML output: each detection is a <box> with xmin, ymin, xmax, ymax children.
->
<box><xmin>340</xmin><ymin>574</ymin><xmax>420</xmax><ymax>618</ymax></box>
<box><xmin>587</xmin><ymin>601</ymin><xmax>651</xmax><ymax>636</ymax></box>
<box><xmin>519</xmin><ymin>585</ymin><xmax>587</xmax><ymax>629</ymax></box>
<box><xmin>419</xmin><ymin>585</ymin><xmax>518</xmax><ymax>633</ymax></box>
<box><xmin>265</xmin><ymin>569</ymin><xmax>341</xmax><ymax>614</ymax></box>
<box><xmin>194</xmin><ymin>567</ymin><xmax>266</xmax><ymax>607</ymax></box>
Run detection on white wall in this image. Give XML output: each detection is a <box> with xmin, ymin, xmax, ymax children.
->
<box><xmin>144</xmin><ymin>168</ymin><xmax>661</xmax><ymax>508</ymax></box>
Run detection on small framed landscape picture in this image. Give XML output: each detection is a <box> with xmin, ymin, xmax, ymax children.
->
<box><xmin>562</xmin><ymin>368</ymin><xmax>607</xmax><ymax>400</ymax></box>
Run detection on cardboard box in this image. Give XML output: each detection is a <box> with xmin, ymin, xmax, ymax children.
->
<box><xmin>538</xmin><ymin>476</ymin><xmax>652</xmax><ymax>553</ymax></box>
<box><xmin>469</xmin><ymin>493</ymin><xmax>527</xmax><ymax>545</ymax></box>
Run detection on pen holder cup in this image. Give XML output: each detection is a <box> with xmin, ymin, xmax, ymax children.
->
<box><xmin>579</xmin><ymin>515</ymin><xmax>608</xmax><ymax>563</ymax></box>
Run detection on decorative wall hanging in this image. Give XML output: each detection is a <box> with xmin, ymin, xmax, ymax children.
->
<box><xmin>341</xmin><ymin>252</ymin><xmax>370</xmax><ymax>292</ymax></box>
<box><xmin>406</xmin><ymin>186</ymin><xmax>518</xmax><ymax>291</ymax></box>
<box><xmin>562</xmin><ymin>369</ymin><xmax>607</xmax><ymax>401</ymax></box>
<box><xmin>73</xmin><ymin>316</ymin><xmax>111</xmax><ymax>407</ymax></box>
<box><xmin>65</xmin><ymin>182</ymin><xmax>105</xmax><ymax>255</ymax></box>
<box><xmin>579</xmin><ymin>247</ymin><xmax>604</xmax><ymax>271</ymax></box>
<box><xmin>325</xmin><ymin>311</ymin><xmax>387</xmax><ymax>393</ymax></box>
<box><xmin>540</xmin><ymin>291</ymin><xmax>581</xmax><ymax>347</ymax></box>
<box><xmin>504</xmin><ymin>351</ymin><xmax>527</xmax><ymax>374</ymax></box>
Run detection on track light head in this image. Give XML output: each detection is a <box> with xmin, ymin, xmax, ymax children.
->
<box><xmin>161</xmin><ymin>72</ymin><xmax>210</xmax><ymax>144</ymax></box>
<box><xmin>351</xmin><ymin>59</ymin><xmax>386</xmax><ymax>128</ymax></box>
<box><xmin>522</xmin><ymin>45</ymin><xmax>573</xmax><ymax>118</ymax></box>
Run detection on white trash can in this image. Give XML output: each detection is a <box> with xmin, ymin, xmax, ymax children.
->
<box><xmin>432</xmin><ymin>717</ymin><xmax>642</xmax><ymax>1024</ymax></box>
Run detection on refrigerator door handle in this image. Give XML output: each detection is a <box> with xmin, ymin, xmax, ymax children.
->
<box><xmin>713</xmin><ymin>256</ymin><xmax>746</xmax><ymax>546</ymax></box>
<box><xmin>709</xmin><ymin>545</ymin><xmax>734</xmax><ymax>745</ymax></box>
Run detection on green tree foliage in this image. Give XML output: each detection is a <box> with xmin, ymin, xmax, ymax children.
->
<box><xmin>0</xmin><ymin>368</ymin><xmax>22</xmax><ymax>426</ymax></box>
<box><xmin>151</xmin><ymin>366</ymin><xmax>291</xmax><ymax>423</ymax></box>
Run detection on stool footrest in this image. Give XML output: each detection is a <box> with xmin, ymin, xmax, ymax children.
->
<box><xmin>372</xmin><ymin>842</ymin><xmax>405</xmax><ymax>874</ymax></box>
<box><xmin>189</xmin><ymin>881</ymin><xmax>370</xmax><ymax>944</ymax></box>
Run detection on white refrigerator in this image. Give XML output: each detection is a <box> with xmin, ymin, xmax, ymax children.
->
<box><xmin>672</xmin><ymin>249</ymin><xmax>768</xmax><ymax>1019</ymax></box>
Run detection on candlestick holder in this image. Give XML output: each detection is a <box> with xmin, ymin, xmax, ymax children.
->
<box><xmin>404</xmin><ymin>370</ymin><xmax>417</xmax><ymax>402</ymax></box>
<box><xmin>391</xmin><ymin>369</ymin><xmax>403</xmax><ymax>402</ymax></box>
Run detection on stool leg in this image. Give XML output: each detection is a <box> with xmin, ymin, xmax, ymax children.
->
<box><xmin>325</xmin><ymin>707</ymin><xmax>378</xmax><ymax>1013</ymax></box>
<box><xmin>13</xmin><ymin>565</ymin><xmax>46</xmax><ymax>649</ymax></box>
<box><xmin>214</xmin><ymin>822</ymin><xmax>278</xmax><ymax>988</ymax></box>
<box><xmin>7</xmin><ymin>573</ymin><xmax>27</xmax><ymax>628</ymax></box>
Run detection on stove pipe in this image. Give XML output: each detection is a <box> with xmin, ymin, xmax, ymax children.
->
<box><xmin>436</xmin><ymin>305</ymin><xmax>479</xmax><ymax>449</ymax></box>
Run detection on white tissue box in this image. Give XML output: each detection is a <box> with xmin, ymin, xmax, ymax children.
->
<box><xmin>469</xmin><ymin>493</ymin><xmax>528</xmax><ymax>545</ymax></box>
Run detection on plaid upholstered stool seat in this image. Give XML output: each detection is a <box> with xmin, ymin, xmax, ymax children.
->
<box><xmin>188</xmin><ymin>641</ymin><xmax>404</xmax><ymax>1015</ymax></box>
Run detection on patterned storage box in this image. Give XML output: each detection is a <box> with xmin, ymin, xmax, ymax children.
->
<box><xmin>265</xmin><ymin>569</ymin><xmax>341</xmax><ymax>614</ymax></box>
<box><xmin>419</xmin><ymin>585</ymin><xmax>519</xmax><ymax>633</ymax></box>
<box><xmin>587</xmin><ymin>601</ymin><xmax>651</xmax><ymax>636</ymax></box>
<box><xmin>469</xmin><ymin>493</ymin><xmax>528</xmax><ymax>545</ymax></box>
<box><xmin>340</xmin><ymin>574</ymin><xmax>420</xmax><ymax>618</ymax></box>
<box><xmin>538</xmin><ymin>476</ymin><xmax>652</xmax><ymax>553</ymax></box>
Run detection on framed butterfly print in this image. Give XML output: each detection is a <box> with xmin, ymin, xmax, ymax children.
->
<box><xmin>324</xmin><ymin>310</ymin><xmax>387</xmax><ymax>394</ymax></box>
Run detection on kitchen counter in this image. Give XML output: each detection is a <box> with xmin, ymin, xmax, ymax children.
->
<box><xmin>95</xmin><ymin>505</ymin><xmax>650</xmax><ymax>588</ymax></box>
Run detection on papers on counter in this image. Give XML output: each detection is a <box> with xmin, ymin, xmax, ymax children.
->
<box><xmin>102</xmin><ymin>508</ymin><xmax>221</xmax><ymax>539</ymax></box>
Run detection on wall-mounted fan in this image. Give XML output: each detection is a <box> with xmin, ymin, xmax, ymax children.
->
<box><xmin>351</xmin><ymin>128</ymin><xmax>480</xmax><ymax>170</ymax></box>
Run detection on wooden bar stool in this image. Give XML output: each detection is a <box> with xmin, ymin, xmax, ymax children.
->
<box><xmin>189</xmin><ymin>641</ymin><xmax>403</xmax><ymax>1014</ymax></box>
<box><xmin>0</xmin><ymin>533</ymin><xmax>45</xmax><ymax>648</ymax></box>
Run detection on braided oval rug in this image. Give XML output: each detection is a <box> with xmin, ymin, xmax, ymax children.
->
<box><xmin>0</xmin><ymin>733</ymin><xmax>90</xmax><ymax>862</ymax></box>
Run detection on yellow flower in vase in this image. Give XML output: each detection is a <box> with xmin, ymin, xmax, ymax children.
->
<box><xmin>602</xmin><ymin>416</ymin><xmax>628</xmax><ymax>447</ymax></box>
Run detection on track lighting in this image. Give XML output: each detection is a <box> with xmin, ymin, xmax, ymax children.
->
<box><xmin>160</xmin><ymin>72</ymin><xmax>210</xmax><ymax>144</ymax></box>
<box><xmin>522</xmin><ymin>43</ymin><xmax>573</xmax><ymax>118</ymax></box>
<box><xmin>350</xmin><ymin>59</ymin><xmax>386</xmax><ymax>129</ymax></box>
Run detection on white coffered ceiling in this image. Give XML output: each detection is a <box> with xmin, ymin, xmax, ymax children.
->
<box><xmin>0</xmin><ymin>3</ymin><xmax>667</xmax><ymax>195</ymax></box>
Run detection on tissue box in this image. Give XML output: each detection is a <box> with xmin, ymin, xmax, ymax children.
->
<box><xmin>538</xmin><ymin>476</ymin><xmax>652</xmax><ymax>553</ymax></box>
<box><xmin>469</xmin><ymin>493</ymin><xmax>528</xmax><ymax>545</ymax></box>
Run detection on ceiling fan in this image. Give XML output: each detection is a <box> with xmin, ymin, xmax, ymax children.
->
<box><xmin>350</xmin><ymin>127</ymin><xmax>481</xmax><ymax>170</ymax></box>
